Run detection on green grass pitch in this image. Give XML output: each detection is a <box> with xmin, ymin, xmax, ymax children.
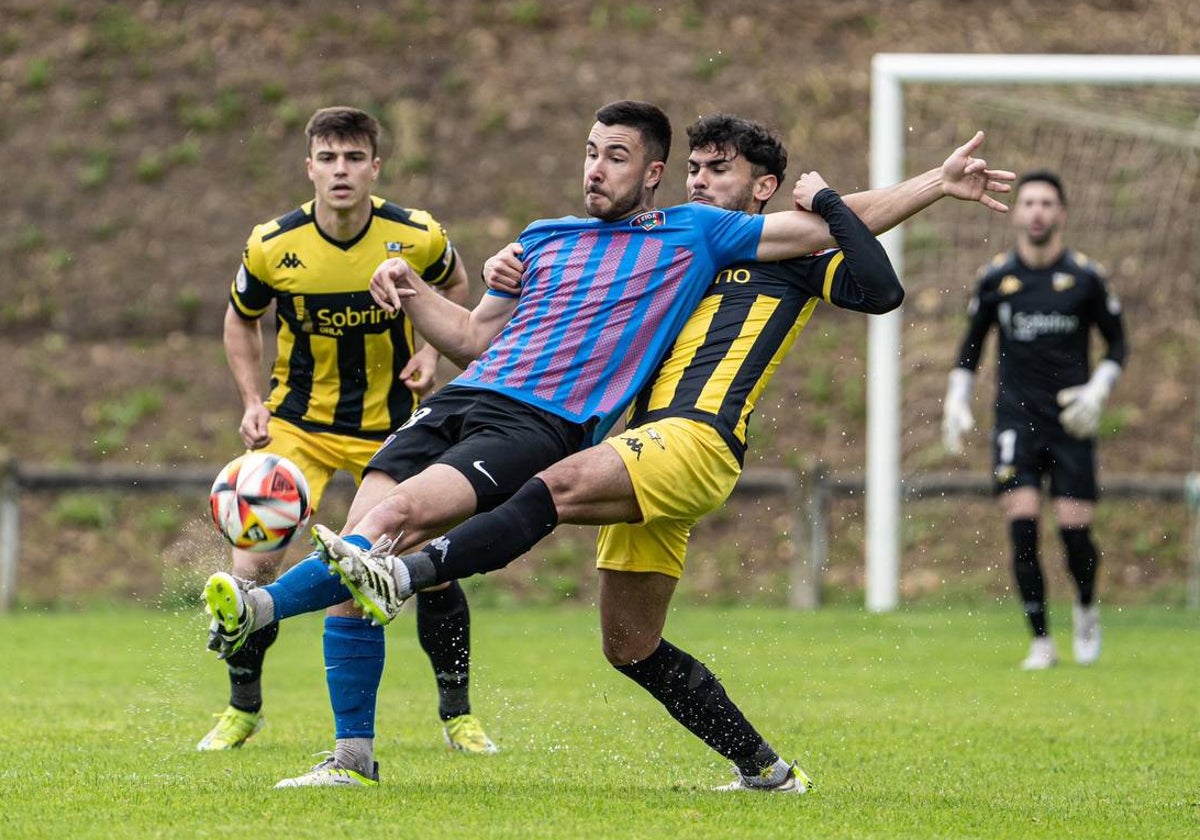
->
<box><xmin>1</xmin><ymin>602</ymin><xmax>1196</xmax><ymax>839</ymax></box>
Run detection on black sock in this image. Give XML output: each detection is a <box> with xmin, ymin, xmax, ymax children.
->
<box><xmin>1010</xmin><ymin>518</ymin><xmax>1047</xmax><ymax>637</ymax></box>
<box><xmin>1060</xmin><ymin>526</ymin><xmax>1099</xmax><ymax>606</ymax></box>
<box><xmin>614</xmin><ymin>639</ymin><xmax>776</xmax><ymax>775</ymax></box>
<box><xmin>416</xmin><ymin>581</ymin><xmax>472</xmax><ymax>720</ymax></box>
<box><xmin>225</xmin><ymin>622</ymin><xmax>279</xmax><ymax>713</ymax></box>
<box><xmin>404</xmin><ymin>477</ymin><xmax>560</xmax><ymax>590</ymax></box>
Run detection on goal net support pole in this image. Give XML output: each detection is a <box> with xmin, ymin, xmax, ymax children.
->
<box><xmin>866</xmin><ymin>53</ymin><xmax>1200</xmax><ymax>612</ymax></box>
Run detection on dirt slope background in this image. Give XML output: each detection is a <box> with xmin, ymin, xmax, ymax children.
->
<box><xmin>2</xmin><ymin>0</ymin><xmax>1199</xmax><ymax>607</ymax></box>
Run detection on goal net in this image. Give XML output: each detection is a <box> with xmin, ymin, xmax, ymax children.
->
<box><xmin>864</xmin><ymin>54</ymin><xmax>1200</xmax><ymax>610</ymax></box>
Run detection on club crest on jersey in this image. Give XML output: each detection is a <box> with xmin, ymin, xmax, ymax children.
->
<box><xmin>385</xmin><ymin>241</ymin><xmax>413</xmax><ymax>254</ymax></box>
<box><xmin>999</xmin><ymin>275</ymin><xmax>1023</xmax><ymax>296</ymax></box>
<box><xmin>1052</xmin><ymin>272</ymin><xmax>1075</xmax><ymax>291</ymax></box>
<box><xmin>630</xmin><ymin>210</ymin><xmax>665</xmax><ymax>231</ymax></box>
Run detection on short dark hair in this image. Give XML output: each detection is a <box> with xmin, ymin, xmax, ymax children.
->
<box><xmin>1016</xmin><ymin>169</ymin><xmax>1066</xmax><ymax>206</ymax></box>
<box><xmin>305</xmin><ymin>106</ymin><xmax>382</xmax><ymax>158</ymax></box>
<box><xmin>686</xmin><ymin>114</ymin><xmax>787</xmax><ymax>183</ymax></box>
<box><xmin>594</xmin><ymin>100</ymin><xmax>672</xmax><ymax>165</ymax></box>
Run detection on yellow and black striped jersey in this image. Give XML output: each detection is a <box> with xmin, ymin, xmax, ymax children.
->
<box><xmin>628</xmin><ymin>190</ymin><xmax>902</xmax><ymax>464</ymax></box>
<box><xmin>230</xmin><ymin>196</ymin><xmax>458</xmax><ymax>439</ymax></box>
<box><xmin>627</xmin><ymin>257</ymin><xmax>827</xmax><ymax>463</ymax></box>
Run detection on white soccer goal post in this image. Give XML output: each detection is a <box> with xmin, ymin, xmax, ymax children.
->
<box><xmin>866</xmin><ymin>53</ymin><xmax>1200</xmax><ymax>612</ymax></box>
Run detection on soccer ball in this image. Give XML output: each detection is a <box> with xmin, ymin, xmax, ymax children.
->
<box><xmin>209</xmin><ymin>452</ymin><xmax>312</xmax><ymax>552</ymax></box>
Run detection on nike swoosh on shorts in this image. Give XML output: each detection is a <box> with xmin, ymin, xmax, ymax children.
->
<box><xmin>472</xmin><ymin>460</ymin><xmax>499</xmax><ymax>486</ymax></box>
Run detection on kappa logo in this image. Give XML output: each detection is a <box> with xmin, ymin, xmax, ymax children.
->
<box><xmin>629</xmin><ymin>210</ymin><xmax>665</xmax><ymax>231</ymax></box>
<box><xmin>426</xmin><ymin>535</ymin><xmax>451</xmax><ymax>561</ymax></box>
<box><xmin>276</xmin><ymin>252</ymin><xmax>306</xmax><ymax>270</ymax></box>
<box><xmin>621</xmin><ymin>436</ymin><xmax>644</xmax><ymax>460</ymax></box>
<box><xmin>1052</xmin><ymin>272</ymin><xmax>1075</xmax><ymax>292</ymax></box>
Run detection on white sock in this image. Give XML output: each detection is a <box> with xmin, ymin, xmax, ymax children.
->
<box><xmin>246</xmin><ymin>589</ymin><xmax>274</xmax><ymax>630</ymax></box>
<box><xmin>746</xmin><ymin>758</ymin><xmax>791</xmax><ymax>788</ymax></box>
<box><xmin>391</xmin><ymin>557</ymin><xmax>412</xmax><ymax>599</ymax></box>
<box><xmin>334</xmin><ymin>738</ymin><xmax>374</xmax><ymax>776</ymax></box>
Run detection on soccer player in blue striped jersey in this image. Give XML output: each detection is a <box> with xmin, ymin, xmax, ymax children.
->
<box><xmin>322</xmin><ymin>115</ymin><xmax>1015</xmax><ymax>792</ymax></box>
<box><xmin>452</xmin><ymin>201</ymin><xmax>769</xmax><ymax>442</ymax></box>
<box><xmin>204</xmin><ymin>100</ymin><xmax>1012</xmax><ymax>787</ymax></box>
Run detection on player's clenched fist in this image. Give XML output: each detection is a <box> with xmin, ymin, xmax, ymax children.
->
<box><xmin>793</xmin><ymin>172</ymin><xmax>831</xmax><ymax>212</ymax></box>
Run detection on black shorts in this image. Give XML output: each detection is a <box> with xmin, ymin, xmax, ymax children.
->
<box><xmin>364</xmin><ymin>385</ymin><xmax>591</xmax><ymax>511</ymax></box>
<box><xmin>991</xmin><ymin>419</ymin><xmax>1098</xmax><ymax>500</ymax></box>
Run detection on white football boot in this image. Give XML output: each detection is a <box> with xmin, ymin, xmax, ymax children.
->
<box><xmin>1020</xmin><ymin>636</ymin><xmax>1058</xmax><ymax>670</ymax></box>
<box><xmin>203</xmin><ymin>572</ymin><xmax>255</xmax><ymax>660</ymax></box>
<box><xmin>1072</xmin><ymin>603</ymin><xmax>1101</xmax><ymax>665</ymax></box>
<box><xmin>311</xmin><ymin>525</ymin><xmax>410</xmax><ymax>625</ymax></box>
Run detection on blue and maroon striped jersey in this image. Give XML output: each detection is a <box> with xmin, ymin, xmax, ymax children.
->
<box><xmin>453</xmin><ymin>203</ymin><xmax>764</xmax><ymax>440</ymax></box>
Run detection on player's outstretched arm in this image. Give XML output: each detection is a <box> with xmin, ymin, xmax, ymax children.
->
<box><xmin>842</xmin><ymin>131</ymin><xmax>1015</xmax><ymax>234</ymax></box>
<box><xmin>371</xmin><ymin>258</ymin><xmax>516</xmax><ymax>368</ymax></box>
<box><xmin>938</xmin><ymin>131</ymin><xmax>1016</xmax><ymax>210</ymax></box>
<box><xmin>754</xmin><ymin>133</ymin><xmax>1014</xmax><ymax>263</ymax></box>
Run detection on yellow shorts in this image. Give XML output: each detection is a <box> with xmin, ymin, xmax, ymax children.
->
<box><xmin>596</xmin><ymin>417</ymin><xmax>741</xmax><ymax>578</ymax></box>
<box><xmin>258</xmin><ymin>417</ymin><xmax>382</xmax><ymax>511</ymax></box>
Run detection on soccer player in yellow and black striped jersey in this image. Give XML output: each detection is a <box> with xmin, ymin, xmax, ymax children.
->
<box><xmin>198</xmin><ymin>107</ymin><xmax>496</xmax><ymax>759</ymax></box>
<box><xmin>374</xmin><ymin>118</ymin><xmax>1013</xmax><ymax>791</ymax></box>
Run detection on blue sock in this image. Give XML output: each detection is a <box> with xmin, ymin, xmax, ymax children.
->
<box><xmin>263</xmin><ymin>535</ymin><xmax>371</xmax><ymax>620</ymax></box>
<box><xmin>324</xmin><ymin>616</ymin><xmax>385</xmax><ymax>739</ymax></box>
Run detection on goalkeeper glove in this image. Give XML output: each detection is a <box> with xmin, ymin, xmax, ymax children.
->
<box><xmin>941</xmin><ymin>368</ymin><xmax>975</xmax><ymax>454</ymax></box>
<box><xmin>1056</xmin><ymin>360</ymin><xmax>1121</xmax><ymax>439</ymax></box>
